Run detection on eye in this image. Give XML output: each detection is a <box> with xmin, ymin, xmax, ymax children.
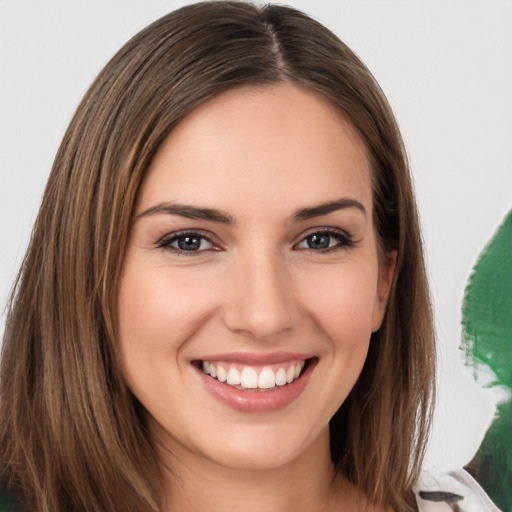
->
<box><xmin>295</xmin><ymin>229</ymin><xmax>355</xmax><ymax>252</ymax></box>
<box><xmin>157</xmin><ymin>231</ymin><xmax>216</xmax><ymax>254</ymax></box>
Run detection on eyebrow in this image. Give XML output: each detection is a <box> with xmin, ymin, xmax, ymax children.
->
<box><xmin>136</xmin><ymin>202</ymin><xmax>235</xmax><ymax>224</ymax></box>
<box><xmin>292</xmin><ymin>198</ymin><xmax>367</xmax><ymax>221</ymax></box>
<box><xmin>136</xmin><ymin>197</ymin><xmax>366</xmax><ymax>224</ymax></box>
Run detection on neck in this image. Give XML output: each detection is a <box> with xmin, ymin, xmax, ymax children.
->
<box><xmin>156</xmin><ymin>426</ymin><xmax>360</xmax><ymax>512</ymax></box>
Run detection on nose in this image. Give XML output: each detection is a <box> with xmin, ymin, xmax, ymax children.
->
<box><xmin>221</xmin><ymin>248</ymin><xmax>299</xmax><ymax>340</ymax></box>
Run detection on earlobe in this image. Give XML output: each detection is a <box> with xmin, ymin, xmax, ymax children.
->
<box><xmin>372</xmin><ymin>249</ymin><xmax>397</xmax><ymax>332</ymax></box>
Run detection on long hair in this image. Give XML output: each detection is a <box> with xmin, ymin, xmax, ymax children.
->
<box><xmin>0</xmin><ymin>2</ymin><xmax>435</xmax><ymax>511</ymax></box>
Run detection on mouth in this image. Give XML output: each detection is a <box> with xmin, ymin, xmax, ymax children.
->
<box><xmin>191</xmin><ymin>354</ymin><xmax>318</xmax><ymax>413</ymax></box>
<box><xmin>194</xmin><ymin>358</ymin><xmax>311</xmax><ymax>391</ymax></box>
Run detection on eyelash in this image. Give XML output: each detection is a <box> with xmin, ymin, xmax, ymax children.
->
<box><xmin>156</xmin><ymin>228</ymin><xmax>356</xmax><ymax>256</ymax></box>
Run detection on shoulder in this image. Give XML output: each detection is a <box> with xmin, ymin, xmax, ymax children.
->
<box><xmin>415</xmin><ymin>468</ymin><xmax>502</xmax><ymax>511</ymax></box>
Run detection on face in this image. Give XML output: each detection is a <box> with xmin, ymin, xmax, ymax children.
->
<box><xmin>117</xmin><ymin>83</ymin><xmax>395</xmax><ymax>472</ymax></box>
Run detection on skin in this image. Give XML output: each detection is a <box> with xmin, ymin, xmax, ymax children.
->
<box><xmin>117</xmin><ymin>82</ymin><xmax>396</xmax><ymax>511</ymax></box>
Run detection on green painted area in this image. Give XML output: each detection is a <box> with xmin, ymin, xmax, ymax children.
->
<box><xmin>462</xmin><ymin>209</ymin><xmax>512</xmax><ymax>512</ymax></box>
<box><xmin>0</xmin><ymin>485</ymin><xmax>21</xmax><ymax>512</ymax></box>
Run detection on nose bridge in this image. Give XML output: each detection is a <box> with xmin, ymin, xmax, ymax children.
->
<box><xmin>222</xmin><ymin>242</ymin><xmax>297</xmax><ymax>339</ymax></box>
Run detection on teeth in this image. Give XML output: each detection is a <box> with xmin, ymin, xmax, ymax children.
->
<box><xmin>275</xmin><ymin>367</ymin><xmax>287</xmax><ymax>386</ymax></box>
<box><xmin>258</xmin><ymin>368</ymin><xmax>276</xmax><ymax>389</ymax></box>
<box><xmin>201</xmin><ymin>360</ymin><xmax>308</xmax><ymax>390</ymax></box>
<box><xmin>216</xmin><ymin>365</ymin><xmax>227</xmax><ymax>383</ymax></box>
<box><xmin>227</xmin><ymin>367</ymin><xmax>241</xmax><ymax>386</ymax></box>
<box><xmin>294</xmin><ymin>362</ymin><xmax>304</xmax><ymax>379</ymax></box>
<box><xmin>240</xmin><ymin>367</ymin><xmax>258</xmax><ymax>388</ymax></box>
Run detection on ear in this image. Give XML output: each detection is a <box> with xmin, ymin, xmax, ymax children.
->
<box><xmin>371</xmin><ymin>249</ymin><xmax>397</xmax><ymax>332</ymax></box>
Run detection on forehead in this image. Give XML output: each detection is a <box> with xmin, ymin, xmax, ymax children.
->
<box><xmin>139</xmin><ymin>83</ymin><xmax>373</xmax><ymax>217</ymax></box>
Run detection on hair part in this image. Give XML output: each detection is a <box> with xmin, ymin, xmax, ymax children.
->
<box><xmin>1</xmin><ymin>2</ymin><xmax>435</xmax><ymax>511</ymax></box>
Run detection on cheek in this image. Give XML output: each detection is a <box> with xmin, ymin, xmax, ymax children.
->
<box><xmin>293</xmin><ymin>266</ymin><xmax>378</xmax><ymax>426</ymax></box>
<box><xmin>298</xmin><ymin>263</ymin><xmax>379</xmax><ymax>345</ymax></box>
<box><xmin>117</xmin><ymin>263</ymin><xmax>215</xmax><ymax>347</ymax></box>
<box><xmin>115</xmin><ymin>262</ymin><xmax>221</xmax><ymax>421</ymax></box>
<box><xmin>115</xmin><ymin>262</ymin><xmax>220</xmax><ymax>403</ymax></box>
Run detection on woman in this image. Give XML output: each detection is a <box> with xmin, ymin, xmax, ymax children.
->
<box><xmin>0</xmin><ymin>2</ymin><xmax>436</xmax><ymax>511</ymax></box>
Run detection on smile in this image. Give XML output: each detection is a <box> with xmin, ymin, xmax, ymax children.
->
<box><xmin>200</xmin><ymin>360</ymin><xmax>306</xmax><ymax>390</ymax></box>
<box><xmin>192</xmin><ymin>354</ymin><xmax>317</xmax><ymax>413</ymax></box>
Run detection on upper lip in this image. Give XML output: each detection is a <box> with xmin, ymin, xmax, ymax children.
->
<box><xmin>191</xmin><ymin>351</ymin><xmax>315</xmax><ymax>365</ymax></box>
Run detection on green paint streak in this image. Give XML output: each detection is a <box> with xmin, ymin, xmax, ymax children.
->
<box><xmin>462</xmin><ymin>209</ymin><xmax>512</xmax><ymax>511</ymax></box>
<box><xmin>0</xmin><ymin>483</ymin><xmax>21</xmax><ymax>512</ymax></box>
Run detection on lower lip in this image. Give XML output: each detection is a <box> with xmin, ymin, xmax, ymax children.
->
<box><xmin>195</xmin><ymin>359</ymin><xmax>317</xmax><ymax>413</ymax></box>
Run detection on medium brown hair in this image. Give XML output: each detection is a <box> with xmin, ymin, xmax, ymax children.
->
<box><xmin>1</xmin><ymin>2</ymin><xmax>435</xmax><ymax>511</ymax></box>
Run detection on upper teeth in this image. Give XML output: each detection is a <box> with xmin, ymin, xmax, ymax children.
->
<box><xmin>201</xmin><ymin>361</ymin><xmax>305</xmax><ymax>390</ymax></box>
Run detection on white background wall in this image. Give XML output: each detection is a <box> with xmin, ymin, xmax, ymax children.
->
<box><xmin>1</xmin><ymin>0</ymin><xmax>511</xmax><ymax>472</ymax></box>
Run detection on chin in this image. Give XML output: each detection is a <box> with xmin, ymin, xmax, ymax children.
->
<box><xmin>201</xmin><ymin>426</ymin><xmax>324</xmax><ymax>471</ymax></box>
